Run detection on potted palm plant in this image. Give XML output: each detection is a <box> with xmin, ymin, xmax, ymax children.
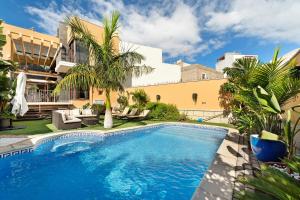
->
<box><xmin>250</xmin><ymin>86</ymin><xmax>287</xmax><ymax>162</ymax></box>
<box><xmin>219</xmin><ymin>48</ymin><xmax>300</xmax><ymax>162</ymax></box>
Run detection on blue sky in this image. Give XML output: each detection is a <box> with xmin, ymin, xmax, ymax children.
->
<box><xmin>1</xmin><ymin>0</ymin><xmax>299</xmax><ymax>68</ymax></box>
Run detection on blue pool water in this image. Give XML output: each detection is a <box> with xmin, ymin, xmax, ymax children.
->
<box><xmin>0</xmin><ymin>125</ymin><xmax>226</xmax><ymax>200</ymax></box>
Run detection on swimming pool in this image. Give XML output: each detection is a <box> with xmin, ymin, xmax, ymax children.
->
<box><xmin>0</xmin><ymin>124</ymin><xmax>227</xmax><ymax>200</ymax></box>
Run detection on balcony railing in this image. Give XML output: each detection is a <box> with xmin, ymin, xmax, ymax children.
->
<box><xmin>25</xmin><ymin>89</ymin><xmax>71</xmax><ymax>103</ymax></box>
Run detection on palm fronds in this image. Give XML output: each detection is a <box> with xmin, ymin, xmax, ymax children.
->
<box><xmin>219</xmin><ymin>48</ymin><xmax>300</xmax><ymax>134</ymax></box>
<box><xmin>55</xmin><ymin>12</ymin><xmax>152</xmax><ymax>128</ymax></box>
<box><xmin>53</xmin><ymin>64</ymin><xmax>98</xmax><ymax>95</ymax></box>
<box><xmin>283</xmin><ymin>156</ymin><xmax>300</xmax><ymax>174</ymax></box>
<box><xmin>66</xmin><ymin>16</ymin><xmax>102</xmax><ymax>62</ymax></box>
<box><xmin>239</xmin><ymin>165</ymin><xmax>300</xmax><ymax>200</ymax></box>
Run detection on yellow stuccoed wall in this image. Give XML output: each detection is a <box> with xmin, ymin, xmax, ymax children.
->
<box><xmin>78</xmin><ymin>79</ymin><xmax>227</xmax><ymax>111</ymax></box>
<box><xmin>123</xmin><ymin>79</ymin><xmax>226</xmax><ymax>111</ymax></box>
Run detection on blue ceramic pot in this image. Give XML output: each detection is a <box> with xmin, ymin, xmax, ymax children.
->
<box><xmin>250</xmin><ymin>134</ymin><xmax>287</xmax><ymax>162</ymax></box>
<box><xmin>197</xmin><ymin>118</ymin><xmax>203</xmax><ymax>122</ymax></box>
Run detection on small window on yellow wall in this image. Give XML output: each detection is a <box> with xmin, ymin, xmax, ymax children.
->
<box><xmin>156</xmin><ymin>95</ymin><xmax>161</xmax><ymax>102</ymax></box>
<box><xmin>202</xmin><ymin>73</ymin><xmax>208</xmax><ymax>80</ymax></box>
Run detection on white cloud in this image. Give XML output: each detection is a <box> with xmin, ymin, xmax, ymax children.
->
<box><xmin>26</xmin><ymin>1</ymin><xmax>102</xmax><ymax>35</ymax></box>
<box><xmin>205</xmin><ymin>0</ymin><xmax>300</xmax><ymax>44</ymax></box>
<box><xmin>119</xmin><ymin>2</ymin><xmax>201</xmax><ymax>57</ymax></box>
<box><xmin>25</xmin><ymin>0</ymin><xmax>219</xmax><ymax>59</ymax></box>
<box><xmin>26</xmin><ymin>2</ymin><xmax>63</xmax><ymax>35</ymax></box>
<box><xmin>25</xmin><ymin>0</ymin><xmax>300</xmax><ymax>60</ymax></box>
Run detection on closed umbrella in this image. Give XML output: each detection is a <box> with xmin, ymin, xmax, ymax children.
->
<box><xmin>11</xmin><ymin>72</ymin><xmax>28</xmax><ymax>116</ymax></box>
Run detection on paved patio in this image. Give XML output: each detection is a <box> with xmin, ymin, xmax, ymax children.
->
<box><xmin>0</xmin><ymin>137</ymin><xmax>28</xmax><ymax>147</ymax></box>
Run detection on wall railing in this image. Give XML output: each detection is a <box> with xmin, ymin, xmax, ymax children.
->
<box><xmin>25</xmin><ymin>89</ymin><xmax>71</xmax><ymax>103</ymax></box>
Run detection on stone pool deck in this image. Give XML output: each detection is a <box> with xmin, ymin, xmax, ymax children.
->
<box><xmin>192</xmin><ymin>130</ymin><xmax>259</xmax><ymax>200</ymax></box>
<box><xmin>0</xmin><ymin>122</ymin><xmax>258</xmax><ymax>200</ymax></box>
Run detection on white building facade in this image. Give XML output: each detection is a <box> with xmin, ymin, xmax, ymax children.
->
<box><xmin>120</xmin><ymin>42</ymin><xmax>181</xmax><ymax>87</ymax></box>
<box><xmin>216</xmin><ymin>52</ymin><xmax>258</xmax><ymax>74</ymax></box>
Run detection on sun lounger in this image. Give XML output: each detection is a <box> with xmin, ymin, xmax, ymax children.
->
<box><xmin>126</xmin><ymin>108</ymin><xmax>138</xmax><ymax>117</ymax></box>
<box><xmin>126</xmin><ymin>110</ymin><xmax>150</xmax><ymax>120</ymax></box>
<box><xmin>113</xmin><ymin>107</ymin><xmax>130</xmax><ymax>117</ymax></box>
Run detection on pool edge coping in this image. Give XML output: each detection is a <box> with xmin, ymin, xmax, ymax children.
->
<box><xmin>192</xmin><ymin>127</ymin><xmax>241</xmax><ymax>200</ymax></box>
<box><xmin>0</xmin><ymin>122</ymin><xmax>240</xmax><ymax>200</ymax></box>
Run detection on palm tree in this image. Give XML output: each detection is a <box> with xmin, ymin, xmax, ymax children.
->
<box><xmin>219</xmin><ymin>49</ymin><xmax>300</xmax><ymax>134</ymax></box>
<box><xmin>54</xmin><ymin>12</ymin><xmax>151</xmax><ymax>128</ymax></box>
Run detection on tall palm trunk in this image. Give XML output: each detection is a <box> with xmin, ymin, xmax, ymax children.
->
<box><xmin>104</xmin><ymin>89</ymin><xmax>113</xmax><ymax>128</ymax></box>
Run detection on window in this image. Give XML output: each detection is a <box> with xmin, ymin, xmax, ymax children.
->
<box><xmin>33</xmin><ymin>44</ymin><xmax>40</xmax><ymax>56</ymax></box>
<box><xmin>202</xmin><ymin>73</ymin><xmax>208</xmax><ymax>80</ymax></box>
<box><xmin>76</xmin><ymin>89</ymin><xmax>89</xmax><ymax>99</ymax></box>
<box><xmin>24</xmin><ymin>42</ymin><xmax>31</xmax><ymax>54</ymax></box>
<box><xmin>41</xmin><ymin>46</ymin><xmax>49</xmax><ymax>57</ymax></box>
<box><xmin>13</xmin><ymin>40</ymin><xmax>22</xmax><ymax>53</ymax></box>
<box><xmin>76</xmin><ymin>40</ymin><xmax>89</xmax><ymax>64</ymax></box>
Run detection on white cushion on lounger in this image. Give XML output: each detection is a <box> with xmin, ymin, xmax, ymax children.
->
<box><xmin>65</xmin><ymin>118</ymin><xmax>81</xmax><ymax>123</ymax></box>
<box><xmin>71</xmin><ymin>108</ymin><xmax>81</xmax><ymax>116</ymax></box>
<box><xmin>82</xmin><ymin>109</ymin><xmax>93</xmax><ymax>115</ymax></box>
<box><xmin>61</xmin><ymin>113</ymin><xmax>67</xmax><ymax>122</ymax></box>
<box><xmin>65</xmin><ymin>115</ymin><xmax>75</xmax><ymax>120</ymax></box>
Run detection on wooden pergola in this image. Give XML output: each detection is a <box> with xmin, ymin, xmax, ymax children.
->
<box><xmin>8</xmin><ymin>31</ymin><xmax>61</xmax><ymax>70</ymax></box>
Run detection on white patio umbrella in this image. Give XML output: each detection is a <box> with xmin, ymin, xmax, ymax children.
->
<box><xmin>11</xmin><ymin>72</ymin><xmax>28</xmax><ymax>116</ymax></box>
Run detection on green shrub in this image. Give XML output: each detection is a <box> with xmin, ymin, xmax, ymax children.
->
<box><xmin>117</xmin><ymin>93</ymin><xmax>129</xmax><ymax>110</ymax></box>
<box><xmin>91</xmin><ymin>104</ymin><xmax>105</xmax><ymax>115</ymax></box>
<box><xmin>131</xmin><ymin>89</ymin><xmax>149</xmax><ymax>110</ymax></box>
<box><xmin>178</xmin><ymin>113</ymin><xmax>187</xmax><ymax>121</ymax></box>
<box><xmin>82</xmin><ymin>103</ymin><xmax>91</xmax><ymax>109</ymax></box>
<box><xmin>146</xmin><ymin>102</ymin><xmax>180</xmax><ymax>121</ymax></box>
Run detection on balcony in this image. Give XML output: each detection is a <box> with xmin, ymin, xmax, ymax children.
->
<box><xmin>55</xmin><ymin>47</ymin><xmax>76</xmax><ymax>73</ymax></box>
<box><xmin>55</xmin><ymin>40</ymin><xmax>89</xmax><ymax>73</ymax></box>
<box><xmin>55</xmin><ymin>60</ymin><xmax>76</xmax><ymax>73</ymax></box>
<box><xmin>25</xmin><ymin>89</ymin><xmax>71</xmax><ymax>104</ymax></box>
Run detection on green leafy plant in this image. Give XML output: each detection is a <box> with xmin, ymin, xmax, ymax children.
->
<box><xmin>117</xmin><ymin>93</ymin><xmax>129</xmax><ymax>110</ymax></box>
<box><xmin>82</xmin><ymin>103</ymin><xmax>91</xmax><ymax>109</ymax></box>
<box><xmin>130</xmin><ymin>89</ymin><xmax>149</xmax><ymax>110</ymax></box>
<box><xmin>146</xmin><ymin>102</ymin><xmax>180</xmax><ymax>121</ymax></box>
<box><xmin>238</xmin><ymin>160</ymin><xmax>300</xmax><ymax>200</ymax></box>
<box><xmin>91</xmin><ymin>104</ymin><xmax>105</xmax><ymax>115</ymax></box>
<box><xmin>283</xmin><ymin>156</ymin><xmax>300</xmax><ymax>174</ymax></box>
<box><xmin>282</xmin><ymin>106</ymin><xmax>300</xmax><ymax>160</ymax></box>
<box><xmin>252</xmin><ymin>86</ymin><xmax>282</xmax><ymax>134</ymax></box>
<box><xmin>178</xmin><ymin>113</ymin><xmax>187</xmax><ymax>121</ymax></box>
<box><xmin>253</xmin><ymin>86</ymin><xmax>281</xmax><ymax>114</ymax></box>
<box><xmin>233</xmin><ymin>108</ymin><xmax>260</xmax><ymax>135</ymax></box>
<box><xmin>0</xmin><ymin>19</ymin><xmax>17</xmax><ymax>119</ymax></box>
<box><xmin>219</xmin><ymin>48</ymin><xmax>300</xmax><ymax>135</ymax></box>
